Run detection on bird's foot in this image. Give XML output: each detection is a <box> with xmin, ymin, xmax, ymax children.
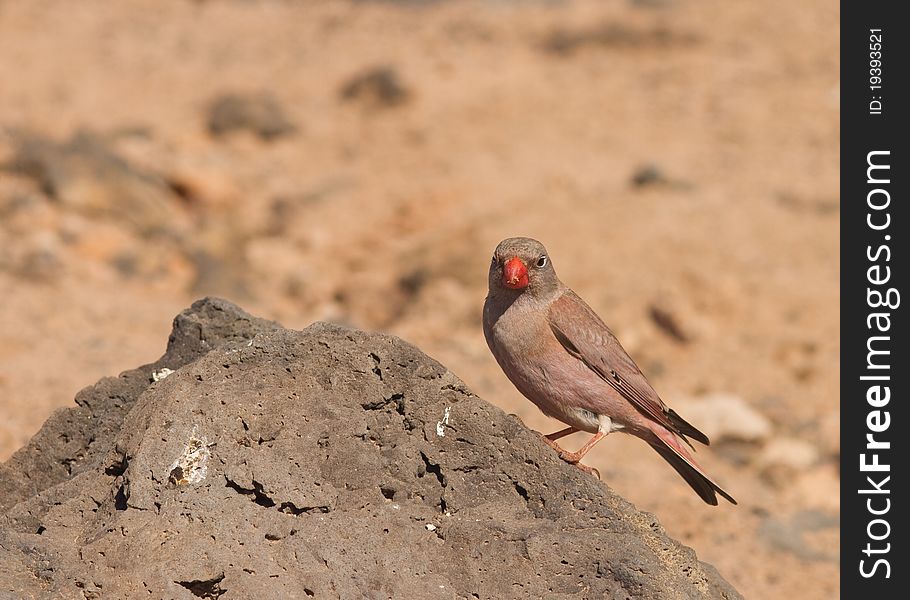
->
<box><xmin>556</xmin><ymin>449</ymin><xmax>601</xmax><ymax>479</ymax></box>
<box><xmin>533</xmin><ymin>430</ymin><xmax>602</xmax><ymax>479</ymax></box>
<box><xmin>573</xmin><ymin>462</ymin><xmax>601</xmax><ymax>479</ymax></box>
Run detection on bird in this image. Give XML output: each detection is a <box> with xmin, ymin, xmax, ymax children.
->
<box><xmin>482</xmin><ymin>237</ymin><xmax>736</xmax><ymax>505</ymax></box>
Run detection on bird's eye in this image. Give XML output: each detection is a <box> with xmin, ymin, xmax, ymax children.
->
<box><xmin>536</xmin><ymin>255</ymin><xmax>548</xmax><ymax>268</ymax></box>
<box><xmin>491</xmin><ymin>255</ymin><xmax>497</xmax><ymax>265</ymax></box>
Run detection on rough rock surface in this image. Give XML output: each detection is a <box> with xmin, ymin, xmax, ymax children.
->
<box><xmin>0</xmin><ymin>299</ymin><xmax>741</xmax><ymax>599</ymax></box>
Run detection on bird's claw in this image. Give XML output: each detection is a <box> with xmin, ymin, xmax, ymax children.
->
<box><xmin>576</xmin><ymin>463</ymin><xmax>601</xmax><ymax>479</ymax></box>
<box><xmin>559</xmin><ymin>455</ymin><xmax>600</xmax><ymax>478</ymax></box>
<box><xmin>556</xmin><ymin>449</ymin><xmax>600</xmax><ymax>479</ymax></box>
<box><xmin>533</xmin><ymin>431</ymin><xmax>601</xmax><ymax>479</ymax></box>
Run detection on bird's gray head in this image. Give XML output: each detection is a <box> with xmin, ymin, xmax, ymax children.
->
<box><xmin>488</xmin><ymin>237</ymin><xmax>561</xmax><ymax>299</ymax></box>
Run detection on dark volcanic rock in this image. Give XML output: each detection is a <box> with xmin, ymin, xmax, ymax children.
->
<box><xmin>0</xmin><ymin>299</ymin><xmax>741</xmax><ymax>600</ymax></box>
<box><xmin>0</xmin><ymin>298</ymin><xmax>279</xmax><ymax>514</ymax></box>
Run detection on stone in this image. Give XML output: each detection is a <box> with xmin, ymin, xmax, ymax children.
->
<box><xmin>757</xmin><ymin>437</ymin><xmax>819</xmax><ymax>471</ymax></box>
<box><xmin>207</xmin><ymin>93</ymin><xmax>297</xmax><ymax>141</ymax></box>
<box><xmin>677</xmin><ymin>394</ymin><xmax>773</xmax><ymax>444</ymax></box>
<box><xmin>340</xmin><ymin>66</ymin><xmax>410</xmax><ymax>108</ymax></box>
<box><xmin>0</xmin><ymin>299</ymin><xmax>741</xmax><ymax>599</ymax></box>
<box><xmin>0</xmin><ymin>297</ymin><xmax>280</xmax><ymax>514</ymax></box>
<box><xmin>3</xmin><ymin>130</ymin><xmax>179</xmax><ymax>235</ymax></box>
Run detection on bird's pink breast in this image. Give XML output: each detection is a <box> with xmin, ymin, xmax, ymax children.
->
<box><xmin>485</xmin><ymin>298</ymin><xmax>649</xmax><ymax>434</ymax></box>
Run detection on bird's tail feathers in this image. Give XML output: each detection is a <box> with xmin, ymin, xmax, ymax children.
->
<box><xmin>648</xmin><ymin>427</ymin><xmax>736</xmax><ymax>506</ymax></box>
<box><xmin>666</xmin><ymin>408</ymin><xmax>710</xmax><ymax>446</ymax></box>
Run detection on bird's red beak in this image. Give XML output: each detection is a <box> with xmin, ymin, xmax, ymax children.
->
<box><xmin>502</xmin><ymin>257</ymin><xmax>529</xmax><ymax>289</ymax></box>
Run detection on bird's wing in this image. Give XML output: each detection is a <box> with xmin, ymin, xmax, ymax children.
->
<box><xmin>547</xmin><ymin>290</ymin><xmax>709</xmax><ymax>446</ymax></box>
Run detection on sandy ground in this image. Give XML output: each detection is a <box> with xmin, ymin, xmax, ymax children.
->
<box><xmin>0</xmin><ymin>1</ymin><xmax>839</xmax><ymax>597</ymax></box>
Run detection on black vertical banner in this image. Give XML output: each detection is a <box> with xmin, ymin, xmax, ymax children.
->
<box><xmin>841</xmin><ymin>1</ymin><xmax>908</xmax><ymax>597</ymax></box>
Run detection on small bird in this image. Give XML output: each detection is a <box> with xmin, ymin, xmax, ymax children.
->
<box><xmin>483</xmin><ymin>237</ymin><xmax>735</xmax><ymax>505</ymax></box>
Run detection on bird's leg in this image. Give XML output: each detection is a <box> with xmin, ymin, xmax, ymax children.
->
<box><xmin>509</xmin><ymin>418</ymin><xmax>575</xmax><ymax>452</ymax></box>
<box><xmin>540</xmin><ymin>426</ymin><xmax>578</xmax><ymax>453</ymax></box>
<box><xmin>558</xmin><ymin>431</ymin><xmax>606</xmax><ymax>463</ymax></box>
<box><xmin>556</xmin><ymin>431</ymin><xmax>606</xmax><ymax>478</ymax></box>
<box><xmin>524</xmin><ymin>422</ymin><xmax>603</xmax><ymax>478</ymax></box>
<box><xmin>545</xmin><ymin>426</ymin><xmax>578</xmax><ymax>441</ymax></box>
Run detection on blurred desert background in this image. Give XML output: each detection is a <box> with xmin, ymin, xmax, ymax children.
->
<box><xmin>0</xmin><ymin>0</ymin><xmax>838</xmax><ymax>598</ymax></box>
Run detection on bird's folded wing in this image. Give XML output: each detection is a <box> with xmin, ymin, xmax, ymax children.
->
<box><xmin>547</xmin><ymin>290</ymin><xmax>697</xmax><ymax>442</ymax></box>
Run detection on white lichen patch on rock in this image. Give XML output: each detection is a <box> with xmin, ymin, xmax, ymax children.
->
<box><xmin>435</xmin><ymin>406</ymin><xmax>451</xmax><ymax>437</ymax></box>
<box><xmin>151</xmin><ymin>367</ymin><xmax>175</xmax><ymax>382</ymax></box>
<box><xmin>167</xmin><ymin>425</ymin><xmax>210</xmax><ymax>486</ymax></box>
